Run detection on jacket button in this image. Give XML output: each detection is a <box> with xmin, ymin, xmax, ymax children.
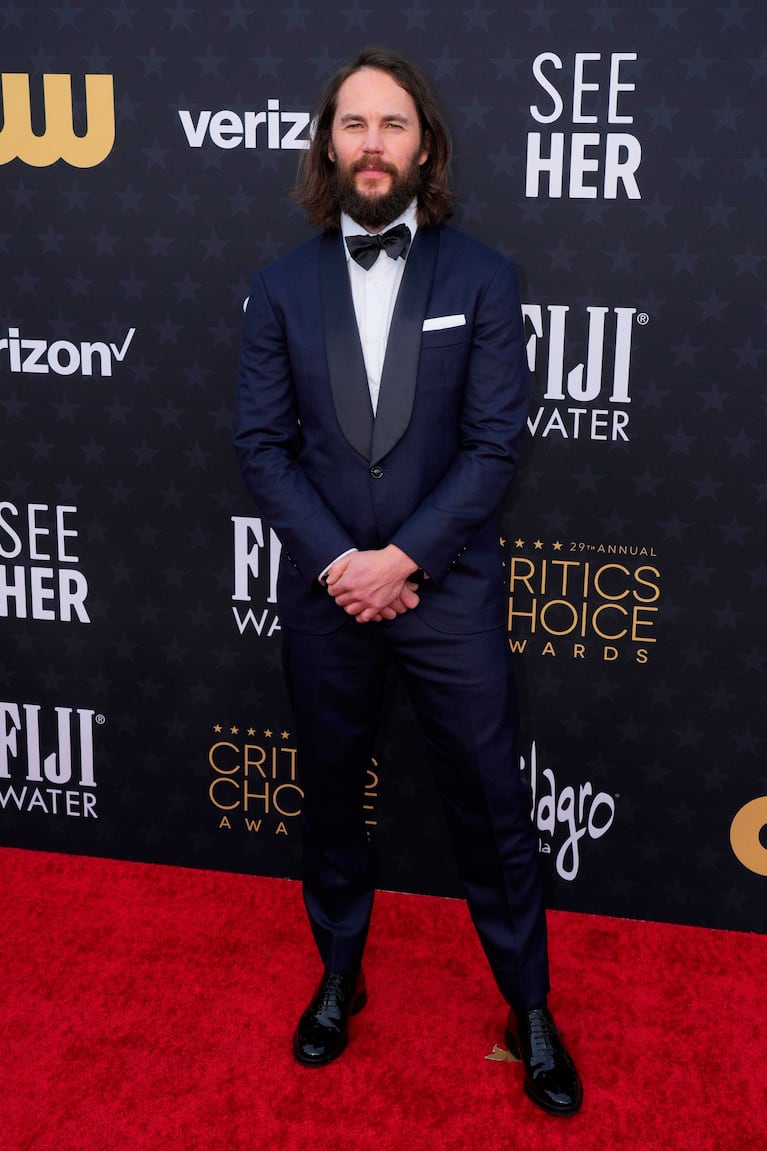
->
<box><xmin>370</xmin><ymin>465</ymin><xmax>384</xmax><ymax>479</ymax></box>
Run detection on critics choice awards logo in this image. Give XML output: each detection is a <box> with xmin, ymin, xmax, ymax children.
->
<box><xmin>1</xmin><ymin>502</ymin><xmax>90</xmax><ymax>623</ymax></box>
<box><xmin>507</xmin><ymin>537</ymin><xmax>661</xmax><ymax>664</ymax></box>
<box><xmin>207</xmin><ymin>723</ymin><xmax>379</xmax><ymax>838</ymax></box>
<box><xmin>0</xmin><ymin>702</ymin><xmax>102</xmax><ymax>818</ymax></box>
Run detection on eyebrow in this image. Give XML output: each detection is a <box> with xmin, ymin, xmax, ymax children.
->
<box><xmin>337</xmin><ymin>112</ymin><xmax>411</xmax><ymax>124</ymax></box>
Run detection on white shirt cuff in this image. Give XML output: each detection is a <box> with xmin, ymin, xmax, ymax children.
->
<box><xmin>318</xmin><ymin>548</ymin><xmax>358</xmax><ymax>584</ymax></box>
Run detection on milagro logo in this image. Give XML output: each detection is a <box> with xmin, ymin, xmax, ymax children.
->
<box><xmin>179</xmin><ymin>98</ymin><xmax>311</xmax><ymax>151</ymax></box>
<box><xmin>0</xmin><ymin>325</ymin><xmax>135</xmax><ymax>378</ymax></box>
<box><xmin>232</xmin><ymin>515</ymin><xmax>281</xmax><ymax>637</ymax></box>
<box><xmin>0</xmin><ymin>702</ymin><xmax>102</xmax><ymax>818</ymax></box>
<box><xmin>0</xmin><ymin>73</ymin><xmax>115</xmax><ymax>168</ymax></box>
<box><xmin>520</xmin><ymin>740</ymin><xmax>616</xmax><ymax>880</ymax></box>
<box><xmin>522</xmin><ymin>301</ymin><xmax>646</xmax><ymax>442</ymax></box>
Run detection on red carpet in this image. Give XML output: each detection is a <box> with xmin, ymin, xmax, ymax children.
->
<box><xmin>2</xmin><ymin>847</ymin><xmax>764</xmax><ymax>1151</ymax></box>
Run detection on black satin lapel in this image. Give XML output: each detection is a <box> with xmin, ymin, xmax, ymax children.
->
<box><xmin>319</xmin><ymin>231</ymin><xmax>374</xmax><ymax>460</ymax></box>
<box><xmin>370</xmin><ymin>226</ymin><xmax>439</xmax><ymax>465</ymax></box>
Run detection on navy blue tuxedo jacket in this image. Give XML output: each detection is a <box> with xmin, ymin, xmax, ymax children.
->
<box><xmin>234</xmin><ymin>224</ymin><xmax>530</xmax><ymax>635</ymax></box>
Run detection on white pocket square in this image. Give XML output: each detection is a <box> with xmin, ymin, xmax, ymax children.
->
<box><xmin>422</xmin><ymin>314</ymin><xmax>466</xmax><ymax>331</ymax></box>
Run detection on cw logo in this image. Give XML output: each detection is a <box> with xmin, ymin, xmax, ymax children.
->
<box><xmin>0</xmin><ymin>73</ymin><xmax>114</xmax><ymax>167</ymax></box>
<box><xmin>730</xmin><ymin>797</ymin><xmax>767</xmax><ymax>877</ymax></box>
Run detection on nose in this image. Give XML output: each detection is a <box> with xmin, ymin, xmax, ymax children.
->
<box><xmin>361</xmin><ymin>128</ymin><xmax>383</xmax><ymax>153</ymax></box>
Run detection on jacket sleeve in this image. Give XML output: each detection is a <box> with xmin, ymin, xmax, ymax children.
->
<box><xmin>390</xmin><ymin>257</ymin><xmax>530</xmax><ymax>583</ymax></box>
<box><xmin>233</xmin><ymin>270</ymin><xmax>357</xmax><ymax>580</ymax></box>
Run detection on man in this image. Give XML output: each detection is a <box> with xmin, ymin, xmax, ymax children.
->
<box><xmin>234</xmin><ymin>47</ymin><xmax>582</xmax><ymax>1116</ymax></box>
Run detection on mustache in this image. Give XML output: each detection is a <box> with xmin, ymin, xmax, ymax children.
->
<box><xmin>351</xmin><ymin>157</ymin><xmax>397</xmax><ymax>175</ymax></box>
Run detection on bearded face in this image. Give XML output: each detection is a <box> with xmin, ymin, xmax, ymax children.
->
<box><xmin>332</xmin><ymin>152</ymin><xmax>424</xmax><ymax>230</ymax></box>
<box><xmin>327</xmin><ymin>67</ymin><xmax>429</xmax><ymax>231</ymax></box>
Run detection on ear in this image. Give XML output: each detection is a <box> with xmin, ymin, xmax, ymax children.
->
<box><xmin>328</xmin><ymin>141</ymin><xmax>336</xmax><ymax>163</ymax></box>
<box><xmin>419</xmin><ymin>129</ymin><xmax>431</xmax><ymax>167</ymax></box>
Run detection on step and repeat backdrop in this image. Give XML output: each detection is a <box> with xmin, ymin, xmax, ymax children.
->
<box><xmin>2</xmin><ymin>3</ymin><xmax>765</xmax><ymax>932</ymax></box>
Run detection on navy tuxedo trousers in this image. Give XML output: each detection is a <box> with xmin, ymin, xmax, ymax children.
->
<box><xmin>281</xmin><ymin>611</ymin><xmax>550</xmax><ymax>1014</ymax></box>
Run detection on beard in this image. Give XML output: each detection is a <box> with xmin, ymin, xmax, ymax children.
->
<box><xmin>332</xmin><ymin>153</ymin><xmax>424</xmax><ymax>230</ymax></box>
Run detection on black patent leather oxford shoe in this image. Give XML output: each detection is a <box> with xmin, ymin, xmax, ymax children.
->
<box><xmin>293</xmin><ymin>969</ymin><xmax>367</xmax><ymax>1066</ymax></box>
<box><xmin>506</xmin><ymin>1006</ymin><xmax>583</xmax><ymax>1115</ymax></box>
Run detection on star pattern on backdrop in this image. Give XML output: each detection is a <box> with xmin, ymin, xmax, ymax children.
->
<box><xmin>0</xmin><ymin>2</ymin><xmax>764</xmax><ymax>933</ymax></box>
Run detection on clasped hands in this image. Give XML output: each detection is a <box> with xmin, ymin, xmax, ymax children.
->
<box><xmin>325</xmin><ymin>544</ymin><xmax>422</xmax><ymax>624</ymax></box>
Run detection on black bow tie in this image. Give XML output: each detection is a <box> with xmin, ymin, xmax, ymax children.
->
<box><xmin>345</xmin><ymin>223</ymin><xmax>412</xmax><ymax>270</ymax></box>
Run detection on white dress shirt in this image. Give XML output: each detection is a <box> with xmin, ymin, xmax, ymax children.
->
<box><xmin>340</xmin><ymin>199</ymin><xmax>419</xmax><ymax>414</ymax></box>
<box><xmin>319</xmin><ymin>201</ymin><xmax>419</xmax><ymax>581</ymax></box>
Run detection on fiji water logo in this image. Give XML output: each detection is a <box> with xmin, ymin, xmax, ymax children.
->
<box><xmin>521</xmin><ymin>740</ymin><xmax>616</xmax><ymax>880</ymax></box>
<box><xmin>0</xmin><ymin>702</ymin><xmax>101</xmax><ymax>818</ymax></box>
<box><xmin>231</xmin><ymin>515</ymin><xmax>281</xmax><ymax>637</ymax></box>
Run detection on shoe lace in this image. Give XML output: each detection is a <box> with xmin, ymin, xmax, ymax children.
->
<box><xmin>316</xmin><ymin>971</ymin><xmax>347</xmax><ymax>1012</ymax></box>
<box><xmin>527</xmin><ymin>1009</ymin><xmax>562</xmax><ymax>1072</ymax></box>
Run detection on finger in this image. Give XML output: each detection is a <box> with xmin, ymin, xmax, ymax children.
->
<box><xmin>341</xmin><ymin>598</ymin><xmax>368</xmax><ymax>614</ymax></box>
<box><xmin>331</xmin><ymin>590</ymin><xmax>358</xmax><ymax>605</ymax></box>
<box><xmin>326</xmin><ymin>560</ymin><xmax>352</xmax><ymax>587</ymax></box>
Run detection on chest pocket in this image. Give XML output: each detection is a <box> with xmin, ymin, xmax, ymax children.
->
<box><xmin>420</xmin><ymin>324</ymin><xmax>470</xmax><ymax>350</ymax></box>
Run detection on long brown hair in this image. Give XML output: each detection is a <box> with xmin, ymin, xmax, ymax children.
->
<box><xmin>295</xmin><ymin>47</ymin><xmax>453</xmax><ymax>231</ymax></box>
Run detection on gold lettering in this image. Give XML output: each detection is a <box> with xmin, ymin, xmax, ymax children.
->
<box><xmin>243</xmin><ymin>743</ymin><xmax>268</xmax><ymax>778</ymax></box>
<box><xmin>208</xmin><ymin>741</ymin><xmax>239</xmax><ymax>773</ymax></box>
<box><xmin>592</xmin><ymin>563</ymin><xmax>631</xmax><ymax>601</ymax></box>
<box><xmin>509</xmin><ymin>556</ymin><xmax>536</xmax><ymax>593</ymax></box>
<box><xmin>631</xmin><ymin>606</ymin><xmax>657</xmax><ymax>642</ymax></box>
<box><xmin>591</xmin><ymin>602</ymin><xmax>628</xmax><ymax>640</ymax></box>
<box><xmin>633</xmin><ymin>566</ymin><xmax>661</xmax><ymax>604</ymax></box>
<box><xmin>539</xmin><ymin>599</ymin><xmax>579</xmax><ymax>636</ymax></box>
<box><xmin>243</xmin><ymin>779</ymin><xmax>269</xmax><ymax>812</ymax></box>
<box><xmin>272</xmin><ymin>782</ymin><xmax>303</xmax><ymax>818</ymax></box>
<box><xmin>0</xmin><ymin>74</ymin><xmax>115</xmax><ymax>167</ymax></box>
<box><xmin>209</xmin><ymin>776</ymin><xmax>239</xmax><ymax>810</ymax></box>
<box><xmin>730</xmin><ymin>797</ymin><xmax>767</xmax><ymax>876</ymax></box>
